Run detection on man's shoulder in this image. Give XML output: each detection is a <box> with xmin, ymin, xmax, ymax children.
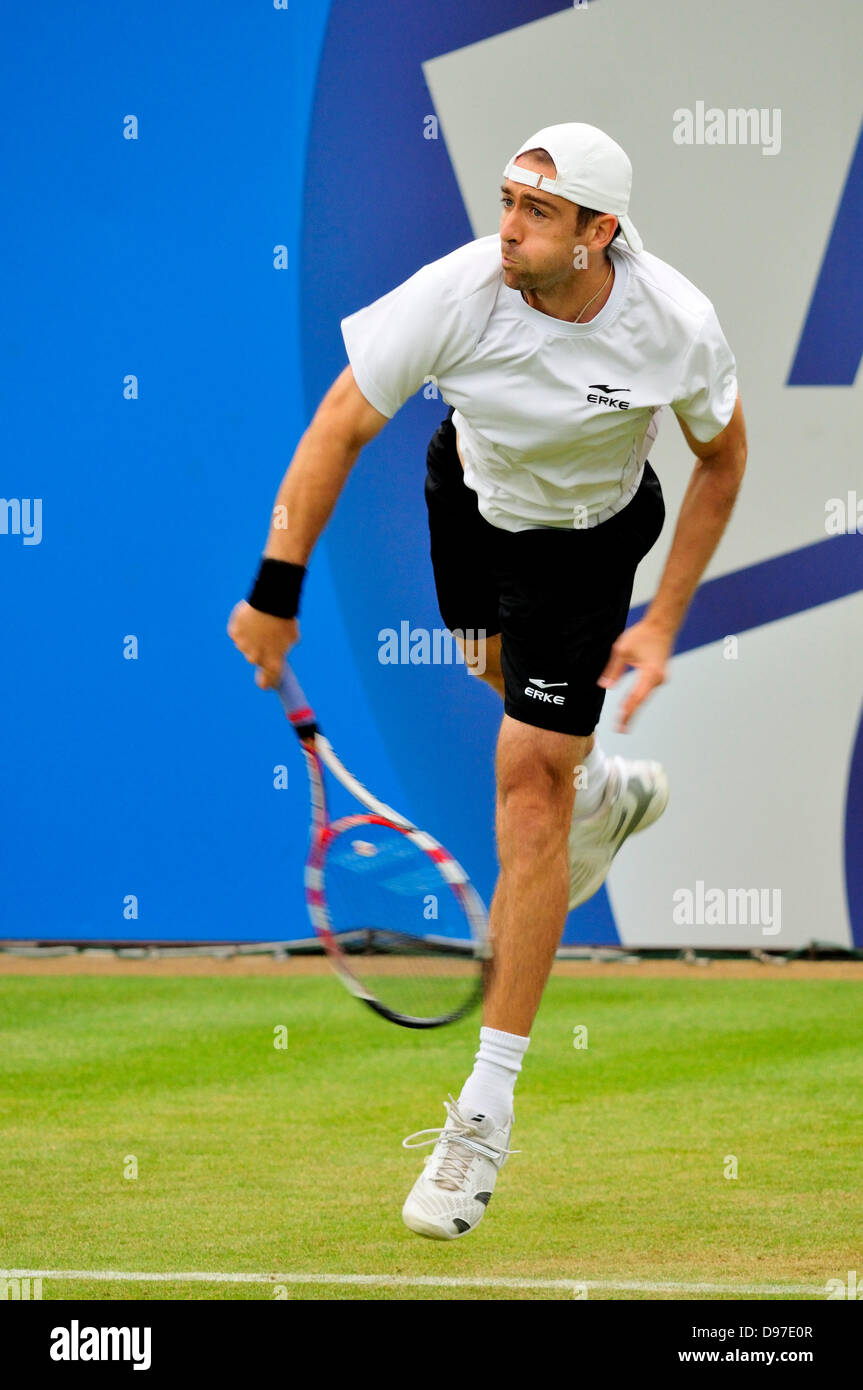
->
<box><xmin>620</xmin><ymin>244</ymin><xmax>717</xmax><ymax>328</ymax></box>
<box><xmin>400</xmin><ymin>235</ymin><xmax>502</xmax><ymax>347</ymax></box>
<box><xmin>414</xmin><ymin>234</ymin><xmax>503</xmax><ymax>298</ymax></box>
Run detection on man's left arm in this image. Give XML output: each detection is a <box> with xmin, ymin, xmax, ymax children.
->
<box><xmin>598</xmin><ymin>394</ymin><xmax>748</xmax><ymax>732</ymax></box>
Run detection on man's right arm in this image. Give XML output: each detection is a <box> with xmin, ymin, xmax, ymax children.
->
<box><xmin>227</xmin><ymin>366</ymin><xmax>389</xmax><ymax>688</ymax></box>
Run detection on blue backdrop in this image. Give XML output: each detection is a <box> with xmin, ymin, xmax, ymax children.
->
<box><xmin>2</xmin><ymin>2</ymin><xmax>860</xmax><ymax>945</ymax></box>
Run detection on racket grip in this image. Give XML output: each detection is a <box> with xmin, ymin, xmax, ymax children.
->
<box><xmin>278</xmin><ymin>658</ymin><xmax>317</xmax><ymax>734</ymax></box>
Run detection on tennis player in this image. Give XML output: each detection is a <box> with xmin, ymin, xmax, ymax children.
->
<box><xmin>228</xmin><ymin>123</ymin><xmax>747</xmax><ymax>1240</ymax></box>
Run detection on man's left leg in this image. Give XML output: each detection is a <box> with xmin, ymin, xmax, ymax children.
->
<box><xmin>456</xmin><ymin>630</ymin><xmax>663</xmax><ymax>906</ymax></box>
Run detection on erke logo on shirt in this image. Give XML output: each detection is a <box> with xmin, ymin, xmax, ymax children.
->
<box><xmin>587</xmin><ymin>385</ymin><xmax>631</xmax><ymax>410</ymax></box>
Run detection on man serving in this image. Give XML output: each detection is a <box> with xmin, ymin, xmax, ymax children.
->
<box><xmin>229</xmin><ymin>122</ymin><xmax>747</xmax><ymax>1241</ymax></box>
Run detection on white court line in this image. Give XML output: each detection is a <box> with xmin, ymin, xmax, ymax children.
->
<box><xmin>1</xmin><ymin>1269</ymin><xmax>825</xmax><ymax>1296</ymax></box>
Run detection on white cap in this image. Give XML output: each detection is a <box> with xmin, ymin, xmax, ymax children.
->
<box><xmin>502</xmin><ymin>122</ymin><xmax>643</xmax><ymax>254</ymax></box>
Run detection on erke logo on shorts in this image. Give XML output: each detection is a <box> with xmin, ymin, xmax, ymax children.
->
<box><xmin>526</xmin><ymin>679</ymin><xmax>568</xmax><ymax>705</ymax></box>
<box><xmin>587</xmin><ymin>384</ymin><xmax>631</xmax><ymax>410</ymax></box>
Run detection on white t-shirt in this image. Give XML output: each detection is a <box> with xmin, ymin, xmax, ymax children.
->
<box><xmin>340</xmin><ymin>234</ymin><xmax>738</xmax><ymax>532</ymax></box>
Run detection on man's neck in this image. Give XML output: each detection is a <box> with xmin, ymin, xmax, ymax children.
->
<box><xmin>520</xmin><ymin>252</ymin><xmax>615</xmax><ymax>324</ymax></box>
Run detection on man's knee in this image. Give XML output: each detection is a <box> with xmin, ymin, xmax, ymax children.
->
<box><xmin>495</xmin><ymin>718</ymin><xmax>588</xmax><ymax>851</ymax></box>
<box><xmin>496</xmin><ymin>755</ymin><xmax>574</xmax><ymax>857</ymax></box>
<box><xmin>498</xmin><ymin>761</ymin><xmax>573</xmax><ymax>815</ymax></box>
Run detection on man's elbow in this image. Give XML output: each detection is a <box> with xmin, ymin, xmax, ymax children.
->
<box><xmin>312</xmin><ymin>366</ymin><xmax>390</xmax><ymax>455</ymax></box>
<box><xmin>704</xmin><ymin>441</ymin><xmax>746</xmax><ymax>491</ymax></box>
<box><xmin>704</xmin><ymin>403</ymin><xmax>747</xmax><ymax>489</ymax></box>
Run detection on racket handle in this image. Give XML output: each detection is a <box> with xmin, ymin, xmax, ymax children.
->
<box><xmin>277</xmin><ymin>658</ymin><xmax>318</xmax><ymax>735</ymax></box>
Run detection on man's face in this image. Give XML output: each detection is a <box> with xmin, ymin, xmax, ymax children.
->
<box><xmin>499</xmin><ymin>153</ymin><xmax>588</xmax><ymax>292</ymax></box>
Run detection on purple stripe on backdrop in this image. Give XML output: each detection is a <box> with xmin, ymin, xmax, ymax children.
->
<box><xmin>630</xmin><ymin>533</ymin><xmax>863</xmax><ymax>652</ymax></box>
<box><xmin>788</xmin><ymin>120</ymin><xmax>863</xmax><ymax>386</ymax></box>
<box><xmin>844</xmin><ymin>706</ymin><xmax>863</xmax><ymax>947</ymax></box>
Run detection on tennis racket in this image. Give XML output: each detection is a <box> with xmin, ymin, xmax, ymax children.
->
<box><xmin>277</xmin><ymin>659</ymin><xmax>489</xmax><ymax>1028</ymax></box>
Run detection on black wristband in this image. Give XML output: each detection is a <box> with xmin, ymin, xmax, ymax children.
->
<box><xmin>247</xmin><ymin>557</ymin><xmax>307</xmax><ymax>620</ymax></box>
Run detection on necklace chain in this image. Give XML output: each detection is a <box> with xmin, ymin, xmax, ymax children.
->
<box><xmin>573</xmin><ymin>261</ymin><xmax>614</xmax><ymax>323</ymax></box>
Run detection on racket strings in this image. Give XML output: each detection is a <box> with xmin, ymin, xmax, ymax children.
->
<box><xmin>319</xmin><ymin>819</ymin><xmax>483</xmax><ymax>1023</ymax></box>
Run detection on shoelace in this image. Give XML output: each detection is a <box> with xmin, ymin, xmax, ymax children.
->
<box><xmin>402</xmin><ymin>1095</ymin><xmax>520</xmax><ymax>1192</ymax></box>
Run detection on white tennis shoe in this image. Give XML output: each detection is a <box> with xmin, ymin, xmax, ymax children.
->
<box><xmin>568</xmin><ymin>755</ymin><xmax>669</xmax><ymax>909</ymax></box>
<box><xmin>401</xmin><ymin>1096</ymin><xmax>517</xmax><ymax>1240</ymax></box>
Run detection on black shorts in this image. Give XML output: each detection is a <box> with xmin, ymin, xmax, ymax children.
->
<box><xmin>424</xmin><ymin>408</ymin><xmax>666</xmax><ymax>736</ymax></box>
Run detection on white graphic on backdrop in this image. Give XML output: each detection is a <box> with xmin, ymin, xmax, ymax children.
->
<box><xmin>424</xmin><ymin>0</ymin><xmax>862</xmax><ymax>947</ymax></box>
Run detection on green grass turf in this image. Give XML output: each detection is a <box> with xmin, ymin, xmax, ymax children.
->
<box><xmin>1</xmin><ymin>975</ymin><xmax>861</xmax><ymax>1301</ymax></box>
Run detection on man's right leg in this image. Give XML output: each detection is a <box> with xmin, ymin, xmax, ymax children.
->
<box><xmin>456</xmin><ymin>558</ymin><xmax>668</xmax><ymax>912</ymax></box>
<box><xmin>456</xmin><ymin>627</ymin><xmax>598</xmax><ymax>780</ymax></box>
<box><xmin>484</xmin><ymin>713</ymin><xmax>587</xmax><ymax>1036</ymax></box>
<box><xmin>402</xmin><ymin>712</ymin><xmax>586</xmax><ymax>1240</ymax></box>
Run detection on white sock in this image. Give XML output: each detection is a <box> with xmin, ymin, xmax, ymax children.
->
<box><xmin>572</xmin><ymin>739</ymin><xmax>610</xmax><ymax>818</ymax></box>
<box><xmin>457</xmin><ymin>1026</ymin><xmax>530</xmax><ymax>1128</ymax></box>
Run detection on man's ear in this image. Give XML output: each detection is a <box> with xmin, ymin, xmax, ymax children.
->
<box><xmin>591</xmin><ymin>214</ymin><xmax>619</xmax><ymax>251</ymax></box>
